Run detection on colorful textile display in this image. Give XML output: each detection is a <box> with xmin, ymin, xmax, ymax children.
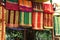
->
<box><xmin>32</xmin><ymin>2</ymin><xmax>43</xmax><ymax>30</ymax></box>
<box><xmin>43</xmin><ymin>13</ymin><xmax>53</xmax><ymax>29</ymax></box>
<box><xmin>19</xmin><ymin>11</ymin><xmax>32</xmax><ymax>27</ymax></box>
<box><xmin>0</xmin><ymin>6</ymin><xmax>6</xmax><ymax>40</ymax></box>
<box><xmin>32</xmin><ymin>12</ymin><xmax>43</xmax><ymax>30</ymax></box>
<box><xmin>19</xmin><ymin>0</ymin><xmax>32</xmax><ymax>12</ymax></box>
<box><xmin>6</xmin><ymin>10</ymin><xmax>19</xmax><ymax>28</ymax></box>
<box><xmin>54</xmin><ymin>15</ymin><xmax>60</xmax><ymax>36</ymax></box>
<box><xmin>6</xmin><ymin>0</ymin><xmax>19</xmax><ymax>10</ymax></box>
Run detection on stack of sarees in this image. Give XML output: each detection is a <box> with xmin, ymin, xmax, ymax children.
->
<box><xmin>0</xmin><ymin>5</ymin><xmax>6</xmax><ymax>40</ymax></box>
<box><xmin>6</xmin><ymin>0</ymin><xmax>19</xmax><ymax>28</ymax></box>
<box><xmin>19</xmin><ymin>0</ymin><xmax>32</xmax><ymax>28</ymax></box>
<box><xmin>43</xmin><ymin>0</ymin><xmax>54</xmax><ymax>29</ymax></box>
<box><xmin>32</xmin><ymin>2</ymin><xmax>43</xmax><ymax>30</ymax></box>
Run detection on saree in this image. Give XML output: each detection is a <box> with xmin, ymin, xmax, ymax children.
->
<box><xmin>19</xmin><ymin>11</ymin><xmax>32</xmax><ymax>27</ymax></box>
<box><xmin>6</xmin><ymin>10</ymin><xmax>19</xmax><ymax>28</ymax></box>
<box><xmin>6</xmin><ymin>0</ymin><xmax>19</xmax><ymax>10</ymax></box>
<box><xmin>19</xmin><ymin>0</ymin><xmax>32</xmax><ymax>12</ymax></box>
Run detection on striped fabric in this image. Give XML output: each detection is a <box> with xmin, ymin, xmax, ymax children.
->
<box><xmin>19</xmin><ymin>0</ymin><xmax>32</xmax><ymax>12</ymax></box>
<box><xmin>32</xmin><ymin>12</ymin><xmax>43</xmax><ymax>30</ymax></box>
<box><xmin>54</xmin><ymin>15</ymin><xmax>60</xmax><ymax>36</ymax></box>
<box><xmin>32</xmin><ymin>2</ymin><xmax>43</xmax><ymax>30</ymax></box>
<box><xmin>43</xmin><ymin>13</ymin><xmax>53</xmax><ymax>29</ymax></box>
<box><xmin>6</xmin><ymin>0</ymin><xmax>19</xmax><ymax>10</ymax></box>
<box><xmin>6</xmin><ymin>10</ymin><xmax>19</xmax><ymax>28</ymax></box>
<box><xmin>0</xmin><ymin>6</ymin><xmax>6</xmax><ymax>40</ymax></box>
<box><xmin>19</xmin><ymin>11</ymin><xmax>32</xmax><ymax>27</ymax></box>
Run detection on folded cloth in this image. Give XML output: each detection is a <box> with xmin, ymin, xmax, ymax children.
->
<box><xmin>6</xmin><ymin>10</ymin><xmax>19</xmax><ymax>28</ymax></box>
<box><xmin>19</xmin><ymin>11</ymin><xmax>32</xmax><ymax>27</ymax></box>
<box><xmin>32</xmin><ymin>12</ymin><xmax>43</xmax><ymax>30</ymax></box>
<box><xmin>43</xmin><ymin>13</ymin><xmax>53</xmax><ymax>29</ymax></box>
<box><xmin>6</xmin><ymin>0</ymin><xmax>19</xmax><ymax>10</ymax></box>
<box><xmin>19</xmin><ymin>0</ymin><xmax>32</xmax><ymax>12</ymax></box>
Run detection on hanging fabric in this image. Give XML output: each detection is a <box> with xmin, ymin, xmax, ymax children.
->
<box><xmin>6</xmin><ymin>0</ymin><xmax>19</xmax><ymax>10</ymax></box>
<box><xmin>6</xmin><ymin>10</ymin><xmax>19</xmax><ymax>28</ymax></box>
<box><xmin>19</xmin><ymin>11</ymin><xmax>32</xmax><ymax>27</ymax></box>
<box><xmin>18</xmin><ymin>0</ymin><xmax>32</xmax><ymax>12</ymax></box>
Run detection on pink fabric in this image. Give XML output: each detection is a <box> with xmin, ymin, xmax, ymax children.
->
<box><xmin>6</xmin><ymin>2</ymin><xmax>19</xmax><ymax>10</ymax></box>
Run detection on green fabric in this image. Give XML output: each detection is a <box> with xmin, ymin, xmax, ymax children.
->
<box><xmin>20</xmin><ymin>12</ymin><xmax>22</xmax><ymax>24</ymax></box>
<box><xmin>24</xmin><ymin>12</ymin><xmax>29</xmax><ymax>24</ymax></box>
<box><xmin>29</xmin><ymin>12</ymin><xmax>32</xmax><ymax>24</ymax></box>
<box><xmin>20</xmin><ymin>11</ymin><xmax>32</xmax><ymax>25</ymax></box>
<box><xmin>54</xmin><ymin>15</ymin><xmax>60</xmax><ymax>35</ymax></box>
<box><xmin>8</xmin><ymin>0</ymin><xmax>18</xmax><ymax>3</ymax></box>
<box><xmin>34</xmin><ymin>30</ymin><xmax>52</xmax><ymax>40</ymax></box>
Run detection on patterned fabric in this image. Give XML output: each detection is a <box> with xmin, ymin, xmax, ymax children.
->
<box><xmin>6</xmin><ymin>0</ymin><xmax>19</xmax><ymax>10</ymax></box>
<box><xmin>6</xmin><ymin>10</ymin><xmax>19</xmax><ymax>28</ymax></box>
<box><xmin>19</xmin><ymin>11</ymin><xmax>32</xmax><ymax>27</ymax></box>
<box><xmin>43</xmin><ymin>13</ymin><xmax>53</xmax><ymax>29</ymax></box>
<box><xmin>6</xmin><ymin>28</ymin><xmax>24</xmax><ymax>40</ymax></box>
<box><xmin>54</xmin><ymin>15</ymin><xmax>60</xmax><ymax>36</ymax></box>
<box><xmin>19</xmin><ymin>0</ymin><xmax>32</xmax><ymax>12</ymax></box>
<box><xmin>32</xmin><ymin>12</ymin><xmax>43</xmax><ymax>30</ymax></box>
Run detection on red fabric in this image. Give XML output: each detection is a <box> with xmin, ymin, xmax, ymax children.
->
<box><xmin>43</xmin><ymin>13</ymin><xmax>53</xmax><ymax>28</ymax></box>
<box><xmin>43</xmin><ymin>3</ymin><xmax>54</xmax><ymax>13</ymax></box>
<box><xmin>32</xmin><ymin>12</ymin><xmax>43</xmax><ymax>30</ymax></box>
<box><xmin>6</xmin><ymin>2</ymin><xmax>19</xmax><ymax>10</ymax></box>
